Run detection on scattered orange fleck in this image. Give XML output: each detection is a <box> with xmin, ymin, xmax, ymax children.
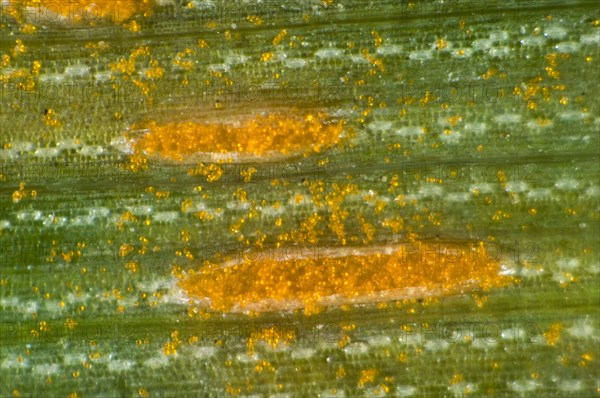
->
<box><xmin>450</xmin><ymin>373</ymin><xmax>463</xmax><ymax>385</ymax></box>
<box><xmin>20</xmin><ymin>23</ymin><xmax>36</xmax><ymax>34</ymax></box>
<box><xmin>162</xmin><ymin>331</ymin><xmax>180</xmax><ymax>356</ymax></box>
<box><xmin>118</xmin><ymin>243</ymin><xmax>135</xmax><ymax>258</ymax></box>
<box><xmin>273</xmin><ymin>29</ymin><xmax>288</xmax><ymax>46</ymax></box>
<box><xmin>11</xmin><ymin>181</ymin><xmax>29</xmax><ymax>203</ymax></box>
<box><xmin>358</xmin><ymin>369</ymin><xmax>378</xmax><ymax>387</ymax></box>
<box><xmin>371</xmin><ymin>31</ymin><xmax>383</xmax><ymax>47</ymax></box>
<box><xmin>544</xmin><ymin>323</ymin><xmax>563</xmax><ymax>346</ymax></box>
<box><xmin>260</xmin><ymin>51</ymin><xmax>274</xmax><ymax>62</ymax></box>
<box><xmin>246</xmin><ymin>326</ymin><xmax>296</xmax><ymax>354</ymax></box>
<box><xmin>124</xmin><ymin>261</ymin><xmax>139</xmax><ymax>273</ymax></box>
<box><xmin>482</xmin><ymin>68</ymin><xmax>497</xmax><ymax>80</ymax></box>
<box><xmin>43</xmin><ymin>108</ymin><xmax>61</xmax><ymax>127</ymax></box>
<box><xmin>225</xmin><ymin>384</ymin><xmax>241</xmax><ymax>396</ymax></box>
<box><xmin>246</xmin><ymin>15</ymin><xmax>263</xmax><ymax>26</ymax></box>
<box><xmin>188</xmin><ymin>163</ymin><xmax>223</xmax><ymax>182</ymax></box>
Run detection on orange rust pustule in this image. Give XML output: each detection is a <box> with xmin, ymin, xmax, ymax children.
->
<box><xmin>131</xmin><ymin>113</ymin><xmax>346</xmax><ymax>161</ymax></box>
<box><xmin>10</xmin><ymin>0</ymin><xmax>153</xmax><ymax>23</ymax></box>
<box><xmin>178</xmin><ymin>242</ymin><xmax>514</xmax><ymax>314</ymax></box>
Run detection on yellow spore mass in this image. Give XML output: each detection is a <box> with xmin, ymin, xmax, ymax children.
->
<box><xmin>131</xmin><ymin>113</ymin><xmax>345</xmax><ymax>161</ymax></box>
<box><xmin>179</xmin><ymin>242</ymin><xmax>513</xmax><ymax>314</ymax></box>
<box><xmin>11</xmin><ymin>0</ymin><xmax>153</xmax><ymax>24</ymax></box>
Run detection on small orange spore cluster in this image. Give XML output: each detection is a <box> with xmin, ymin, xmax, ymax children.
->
<box><xmin>131</xmin><ymin>113</ymin><xmax>345</xmax><ymax>161</ymax></box>
<box><xmin>179</xmin><ymin>241</ymin><xmax>512</xmax><ymax>314</ymax></box>
<box><xmin>246</xmin><ymin>326</ymin><xmax>296</xmax><ymax>354</ymax></box>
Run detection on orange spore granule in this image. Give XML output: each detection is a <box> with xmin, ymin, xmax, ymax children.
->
<box><xmin>179</xmin><ymin>241</ymin><xmax>513</xmax><ymax>314</ymax></box>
